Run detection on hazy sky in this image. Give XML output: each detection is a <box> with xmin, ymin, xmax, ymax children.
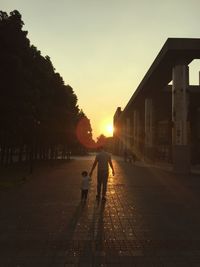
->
<box><xmin>2</xmin><ymin>0</ymin><xmax>200</xmax><ymax>139</ymax></box>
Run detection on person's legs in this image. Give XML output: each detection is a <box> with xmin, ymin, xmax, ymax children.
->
<box><xmin>97</xmin><ymin>171</ymin><xmax>103</xmax><ymax>198</ymax></box>
<box><xmin>81</xmin><ymin>190</ymin><xmax>84</xmax><ymax>200</ymax></box>
<box><xmin>81</xmin><ymin>190</ymin><xmax>88</xmax><ymax>201</ymax></box>
<box><xmin>97</xmin><ymin>170</ymin><xmax>109</xmax><ymax>199</ymax></box>
<box><xmin>84</xmin><ymin>190</ymin><xmax>88</xmax><ymax>200</ymax></box>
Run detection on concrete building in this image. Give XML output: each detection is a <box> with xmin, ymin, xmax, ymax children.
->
<box><xmin>113</xmin><ymin>38</ymin><xmax>200</xmax><ymax>174</ymax></box>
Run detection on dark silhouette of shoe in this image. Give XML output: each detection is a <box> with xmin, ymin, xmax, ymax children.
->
<box><xmin>96</xmin><ymin>195</ymin><xmax>100</xmax><ymax>200</ymax></box>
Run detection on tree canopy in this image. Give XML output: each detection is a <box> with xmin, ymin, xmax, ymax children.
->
<box><xmin>0</xmin><ymin>10</ymin><xmax>94</xmax><ymax>165</ymax></box>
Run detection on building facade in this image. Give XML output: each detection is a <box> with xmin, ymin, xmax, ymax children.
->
<box><xmin>113</xmin><ymin>38</ymin><xmax>200</xmax><ymax>173</ymax></box>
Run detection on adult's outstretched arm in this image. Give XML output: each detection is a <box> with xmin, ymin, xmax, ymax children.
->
<box><xmin>109</xmin><ymin>158</ymin><xmax>115</xmax><ymax>176</ymax></box>
<box><xmin>89</xmin><ymin>158</ymin><xmax>98</xmax><ymax>177</ymax></box>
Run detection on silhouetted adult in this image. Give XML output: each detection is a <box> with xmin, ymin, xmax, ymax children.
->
<box><xmin>124</xmin><ymin>149</ymin><xmax>128</xmax><ymax>162</ymax></box>
<box><xmin>89</xmin><ymin>146</ymin><xmax>115</xmax><ymax>201</ymax></box>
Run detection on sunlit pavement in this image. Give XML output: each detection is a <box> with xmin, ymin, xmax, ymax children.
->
<box><xmin>1</xmin><ymin>158</ymin><xmax>200</xmax><ymax>266</ymax></box>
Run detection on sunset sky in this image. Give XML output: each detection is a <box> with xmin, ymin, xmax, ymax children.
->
<box><xmin>2</xmin><ymin>0</ymin><xmax>200</xmax><ymax>139</ymax></box>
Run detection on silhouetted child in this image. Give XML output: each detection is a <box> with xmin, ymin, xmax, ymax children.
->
<box><xmin>81</xmin><ymin>171</ymin><xmax>91</xmax><ymax>201</ymax></box>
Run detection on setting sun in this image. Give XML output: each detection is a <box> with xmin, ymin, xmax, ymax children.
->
<box><xmin>100</xmin><ymin>119</ymin><xmax>113</xmax><ymax>137</ymax></box>
<box><xmin>99</xmin><ymin>118</ymin><xmax>114</xmax><ymax>137</ymax></box>
<box><xmin>105</xmin><ymin>124</ymin><xmax>113</xmax><ymax>136</ymax></box>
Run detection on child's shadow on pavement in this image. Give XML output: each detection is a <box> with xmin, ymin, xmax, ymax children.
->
<box><xmin>65</xmin><ymin>202</ymin><xmax>87</xmax><ymax>240</ymax></box>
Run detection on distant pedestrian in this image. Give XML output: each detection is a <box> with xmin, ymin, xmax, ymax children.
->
<box><xmin>124</xmin><ymin>149</ymin><xmax>128</xmax><ymax>162</ymax></box>
<box><xmin>128</xmin><ymin>151</ymin><xmax>136</xmax><ymax>163</ymax></box>
<box><xmin>81</xmin><ymin>171</ymin><xmax>91</xmax><ymax>201</ymax></box>
<box><xmin>89</xmin><ymin>146</ymin><xmax>115</xmax><ymax>201</ymax></box>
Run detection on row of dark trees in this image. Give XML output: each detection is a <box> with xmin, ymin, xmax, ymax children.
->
<box><xmin>0</xmin><ymin>10</ymin><xmax>95</xmax><ymax>166</ymax></box>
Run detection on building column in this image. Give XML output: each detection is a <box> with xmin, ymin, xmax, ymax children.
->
<box><xmin>133</xmin><ymin>110</ymin><xmax>139</xmax><ymax>149</ymax></box>
<box><xmin>199</xmin><ymin>71</ymin><xmax>200</xmax><ymax>85</ymax></box>
<box><xmin>172</xmin><ymin>64</ymin><xmax>190</xmax><ymax>173</ymax></box>
<box><xmin>125</xmin><ymin>117</ymin><xmax>131</xmax><ymax>150</ymax></box>
<box><xmin>121</xmin><ymin>121</ymin><xmax>126</xmax><ymax>152</ymax></box>
<box><xmin>144</xmin><ymin>98</ymin><xmax>154</xmax><ymax>160</ymax></box>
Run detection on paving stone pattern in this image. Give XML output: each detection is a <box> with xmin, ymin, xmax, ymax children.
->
<box><xmin>1</xmin><ymin>158</ymin><xmax>200</xmax><ymax>266</ymax></box>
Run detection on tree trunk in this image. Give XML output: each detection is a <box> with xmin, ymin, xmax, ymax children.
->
<box><xmin>0</xmin><ymin>144</ymin><xmax>6</xmax><ymax>165</ymax></box>
<box><xmin>18</xmin><ymin>145</ymin><xmax>23</xmax><ymax>163</ymax></box>
<box><xmin>9</xmin><ymin>146</ymin><xmax>13</xmax><ymax>164</ymax></box>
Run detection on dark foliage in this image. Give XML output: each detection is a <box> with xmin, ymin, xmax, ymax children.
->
<box><xmin>0</xmin><ymin>10</ymin><xmax>94</xmax><ymax>166</ymax></box>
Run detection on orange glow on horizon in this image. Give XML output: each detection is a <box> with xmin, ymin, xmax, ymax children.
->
<box><xmin>99</xmin><ymin>119</ymin><xmax>114</xmax><ymax>137</ymax></box>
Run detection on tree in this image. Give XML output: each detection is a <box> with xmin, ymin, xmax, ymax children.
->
<box><xmin>75</xmin><ymin>111</ymin><xmax>96</xmax><ymax>153</ymax></box>
<box><xmin>0</xmin><ymin>10</ymin><xmax>94</xmax><ymax>167</ymax></box>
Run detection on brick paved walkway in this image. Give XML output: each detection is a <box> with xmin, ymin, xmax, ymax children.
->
<box><xmin>1</xmin><ymin>157</ymin><xmax>200</xmax><ymax>266</ymax></box>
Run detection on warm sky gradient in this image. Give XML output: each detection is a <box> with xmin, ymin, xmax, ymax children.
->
<box><xmin>2</xmin><ymin>0</ymin><xmax>200</xmax><ymax>139</ymax></box>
